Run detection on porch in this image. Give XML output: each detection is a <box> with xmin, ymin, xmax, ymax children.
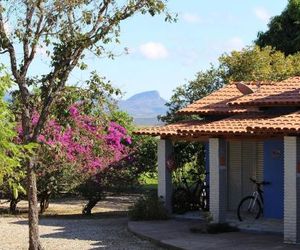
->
<box><xmin>157</xmin><ymin>136</ymin><xmax>299</xmax><ymax>244</ymax></box>
<box><xmin>128</xmin><ymin>218</ymin><xmax>298</xmax><ymax>250</ymax></box>
<box><xmin>134</xmin><ymin>78</ymin><xmax>300</xmax><ymax>245</ymax></box>
<box><xmin>174</xmin><ymin>210</ymin><xmax>283</xmax><ymax>235</ymax></box>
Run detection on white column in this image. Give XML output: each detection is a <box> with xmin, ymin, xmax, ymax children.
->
<box><xmin>209</xmin><ymin>138</ymin><xmax>226</xmax><ymax>223</ymax></box>
<box><xmin>158</xmin><ymin>139</ymin><xmax>173</xmax><ymax>212</ymax></box>
<box><xmin>284</xmin><ymin>136</ymin><xmax>298</xmax><ymax>244</ymax></box>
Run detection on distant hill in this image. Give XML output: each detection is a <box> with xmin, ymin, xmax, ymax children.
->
<box><xmin>118</xmin><ymin>91</ymin><xmax>168</xmax><ymax>125</ymax></box>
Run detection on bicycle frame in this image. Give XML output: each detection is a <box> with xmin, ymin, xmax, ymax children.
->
<box><xmin>237</xmin><ymin>178</ymin><xmax>270</xmax><ymax>221</ymax></box>
<box><xmin>248</xmin><ymin>181</ymin><xmax>265</xmax><ymax>212</ymax></box>
<box><xmin>175</xmin><ymin>172</ymin><xmax>209</xmax><ymax>210</ymax></box>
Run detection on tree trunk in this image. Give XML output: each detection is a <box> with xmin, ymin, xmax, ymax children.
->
<box><xmin>27</xmin><ymin>159</ymin><xmax>43</xmax><ymax>250</ymax></box>
<box><xmin>82</xmin><ymin>199</ymin><xmax>100</xmax><ymax>215</ymax></box>
<box><xmin>9</xmin><ymin>197</ymin><xmax>21</xmax><ymax>214</ymax></box>
<box><xmin>40</xmin><ymin>191</ymin><xmax>51</xmax><ymax>214</ymax></box>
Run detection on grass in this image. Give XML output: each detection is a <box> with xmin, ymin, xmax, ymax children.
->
<box><xmin>138</xmin><ymin>173</ymin><xmax>158</xmax><ymax>192</ymax></box>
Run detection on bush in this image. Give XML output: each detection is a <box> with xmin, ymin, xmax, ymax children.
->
<box><xmin>128</xmin><ymin>195</ymin><xmax>169</xmax><ymax>221</ymax></box>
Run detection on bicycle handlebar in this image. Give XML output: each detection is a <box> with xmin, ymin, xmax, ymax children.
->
<box><xmin>249</xmin><ymin>178</ymin><xmax>271</xmax><ymax>186</ymax></box>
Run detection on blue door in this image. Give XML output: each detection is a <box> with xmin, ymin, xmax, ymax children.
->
<box><xmin>263</xmin><ymin>139</ymin><xmax>284</xmax><ymax>219</ymax></box>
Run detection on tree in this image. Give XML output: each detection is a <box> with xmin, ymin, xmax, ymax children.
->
<box><xmin>0</xmin><ymin>67</ymin><xmax>27</xmax><ymax>213</ymax></box>
<box><xmin>219</xmin><ymin>46</ymin><xmax>300</xmax><ymax>82</ymax></box>
<box><xmin>11</xmin><ymin>74</ymin><xmax>156</xmax><ymax>216</ymax></box>
<box><xmin>163</xmin><ymin>46</ymin><xmax>300</xmax><ymax>124</ymax></box>
<box><xmin>35</xmin><ymin>108</ymin><xmax>131</xmax><ymax>215</ymax></box>
<box><xmin>256</xmin><ymin>0</ymin><xmax>300</xmax><ymax>55</ymax></box>
<box><xmin>7</xmin><ymin>72</ymin><xmax>124</xmax><ymax>213</ymax></box>
<box><xmin>160</xmin><ymin>66</ymin><xmax>223</xmax><ymax>123</ymax></box>
<box><xmin>0</xmin><ymin>1</ymin><xmax>173</xmax><ymax>249</ymax></box>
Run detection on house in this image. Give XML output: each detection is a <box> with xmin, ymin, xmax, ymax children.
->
<box><xmin>134</xmin><ymin>76</ymin><xmax>300</xmax><ymax>244</ymax></box>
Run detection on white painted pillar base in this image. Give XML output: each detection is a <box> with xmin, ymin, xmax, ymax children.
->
<box><xmin>158</xmin><ymin>139</ymin><xmax>173</xmax><ymax>212</ymax></box>
<box><xmin>284</xmin><ymin>136</ymin><xmax>299</xmax><ymax>244</ymax></box>
<box><xmin>209</xmin><ymin>138</ymin><xmax>227</xmax><ymax>223</ymax></box>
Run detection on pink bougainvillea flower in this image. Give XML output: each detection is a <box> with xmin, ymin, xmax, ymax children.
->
<box><xmin>17</xmin><ymin>105</ymin><xmax>132</xmax><ymax>173</ymax></box>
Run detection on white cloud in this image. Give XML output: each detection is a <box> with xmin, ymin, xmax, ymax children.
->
<box><xmin>207</xmin><ymin>37</ymin><xmax>245</xmax><ymax>58</ymax></box>
<box><xmin>139</xmin><ymin>42</ymin><xmax>169</xmax><ymax>60</ymax></box>
<box><xmin>254</xmin><ymin>7</ymin><xmax>271</xmax><ymax>23</ymax></box>
<box><xmin>223</xmin><ymin>37</ymin><xmax>245</xmax><ymax>52</ymax></box>
<box><xmin>182</xmin><ymin>12</ymin><xmax>202</xmax><ymax>24</ymax></box>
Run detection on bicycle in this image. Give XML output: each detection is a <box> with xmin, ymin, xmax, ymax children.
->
<box><xmin>172</xmin><ymin>171</ymin><xmax>209</xmax><ymax>214</ymax></box>
<box><xmin>237</xmin><ymin>177</ymin><xmax>270</xmax><ymax>221</ymax></box>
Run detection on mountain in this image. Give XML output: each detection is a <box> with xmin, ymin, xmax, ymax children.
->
<box><xmin>118</xmin><ymin>90</ymin><xmax>168</xmax><ymax>125</ymax></box>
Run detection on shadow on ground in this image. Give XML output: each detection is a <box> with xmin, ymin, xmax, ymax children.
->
<box><xmin>10</xmin><ymin>215</ymin><xmax>157</xmax><ymax>249</ymax></box>
<box><xmin>2</xmin><ymin>194</ymin><xmax>161</xmax><ymax>249</ymax></box>
<box><xmin>129</xmin><ymin>219</ymin><xmax>300</xmax><ymax>250</ymax></box>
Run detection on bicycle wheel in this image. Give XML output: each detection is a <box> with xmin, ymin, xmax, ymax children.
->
<box><xmin>172</xmin><ymin>187</ymin><xmax>190</xmax><ymax>214</ymax></box>
<box><xmin>237</xmin><ymin>196</ymin><xmax>262</xmax><ymax>222</ymax></box>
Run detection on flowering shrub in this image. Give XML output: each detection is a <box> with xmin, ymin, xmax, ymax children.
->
<box><xmin>19</xmin><ymin>104</ymin><xmax>131</xmax><ymax>171</ymax></box>
<box><xmin>16</xmin><ymin>103</ymin><xmax>131</xmax><ymax>213</ymax></box>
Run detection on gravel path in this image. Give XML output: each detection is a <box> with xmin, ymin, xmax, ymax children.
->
<box><xmin>0</xmin><ymin>216</ymin><xmax>162</xmax><ymax>250</ymax></box>
<box><xmin>0</xmin><ymin>195</ymin><xmax>163</xmax><ymax>250</ymax></box>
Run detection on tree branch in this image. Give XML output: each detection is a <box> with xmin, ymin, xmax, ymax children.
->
<box><xmin>90</xmin><ymin>1</ymin><xmax>145</xmax><ymax>45</ymax></box>
<box><xmin>0</xmin><ymin>49</ymin><xmax>8</xmax><ymax>54</ymax></box>
<box><xmin>23</xmin><ymin>4</ymin><xmax>35</xmax><ymax>63</ymax></box>
<box><xmin>0</xmin><ymin>10</ymin><xmax>20</xmax><ymax>81</ymax></box>
<box><xmin>87</xmin><ymin>0</ymin><xmax>112</xmax><ymax>37</ymax></box>
<box><xmin>32</xmin><ymin>46</ymin><xmax>84</xmax><ymax>140</ymax></box>
<box><xmin>21</xmin><ymin>4</ymin><xmax>45</xmax><ymax>77</ymax></box>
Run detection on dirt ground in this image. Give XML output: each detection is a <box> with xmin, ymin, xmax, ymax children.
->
<box><xmin>0</xmin><ymin>194</ymin><xmax>139</xmax><ymax>216</ymax></box>
<box><xmin>0</xmin><ymin>195</ymin><xmax>163</xmax><ymax>250</ymax></box>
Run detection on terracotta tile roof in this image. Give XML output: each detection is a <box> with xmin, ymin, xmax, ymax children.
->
<box><xmin>250</xmin><ymin>111</ymin><xmax>300</xmax><ymax>134</ymax></box>
<box><xmin>228</xmin><ymin>77</ymin><xmax>300</xmax><ymax>107</ymax></box>
<box><xmin>134</xmin><ymin>113</ymin><xmax>274</xmax><ymax>137</ymax></box>
<box><xmin>133</xmin><ymin>121</ymin><xmax>209</xmax><ymax>137</ymax></box>
<box><xmin>178</xmin><ymin>113</ymin><xmax>274</xmax><ymax>136</ymax></box>
<box><xmin>177</xmin><ymin>83</ymin><xmax>264</xmax><ymax>115</ymax></box>
<box><xmin>134</xmin><ymin>77</ymin><xmax>300</xmax><ymax>138</ymax></box>
<box><xmin>134</xmin><ymin>112</ymin><xmax>300</xmax><ymax>138</ymax></box>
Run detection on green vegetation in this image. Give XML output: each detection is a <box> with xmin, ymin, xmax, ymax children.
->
<box><xmin>1</xmin><ymin>0</ymin><xmax>300</xmax><ymax>248</ymax></box>
<box><xmin>128</xmin><ymin>194</ymin><xmax>169</xmax><ymax>221</ymax></box>
<box><xmin>163</xmin><ymin>45</ymin><xmax>300</xmax><ymax>124</ymax></box>
<box><xmin>0</xmin><ymin>68</ymin><xmax>26</xmax><ymax>201</ymax></box>
<box><xmin>0</xmin><ymin>1</ymin><xmax>173</xmax><ymax>248</ymax></box>
<box><xmin>256</xmin><ymin>0</ymin><xmax>300</xmax><ymax>55</ymax></box>
<box><xmin>3</xmin><ymin>73</ymin><xmax>159</xmax><ymax>216</ymax></box>
<box><xmin>139</xmin><ymin>173</ymin><xmax>158</xmax><ymax>191</ymax></box>
<box><xmin>219</xmin><ymin>46</ymin><xmax>300</xmax><ymax>82</ymax></box>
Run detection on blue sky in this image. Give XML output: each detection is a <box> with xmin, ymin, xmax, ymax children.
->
<box><xmin>88</xmin><ymin>0</ymin><xmax>287</xmax><ymax>100</ymax></box>
<box><xmin>3</xmin><ymin>1</ymin><xmax>288</xmax><ymax>100</ymax></box>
